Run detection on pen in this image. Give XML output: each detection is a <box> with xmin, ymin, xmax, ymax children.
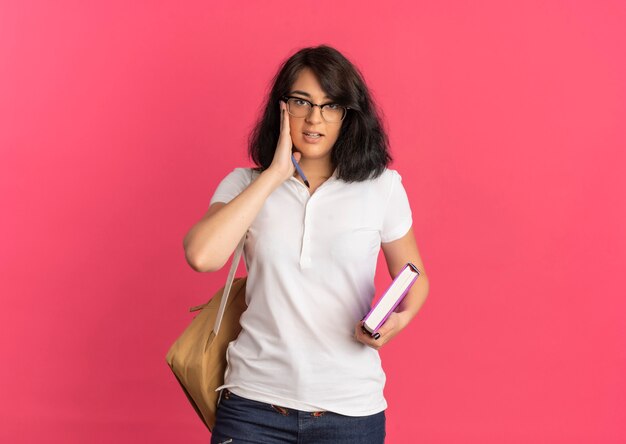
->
<box><xmin>291</xmin><ymin>153</ymin><xmax>310</xmax><ymax>188</ymax></box>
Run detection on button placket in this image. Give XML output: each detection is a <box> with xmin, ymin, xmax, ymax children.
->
<box><xmin>299</xmin><ymin>198</ymin><xmax>313</xmax><ymax>269</ymax></box>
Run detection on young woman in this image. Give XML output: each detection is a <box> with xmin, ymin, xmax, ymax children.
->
<box><xmin>183</xmin><ymin>45</ymin><xmax>429</xmax><ymax>444</ymax></box>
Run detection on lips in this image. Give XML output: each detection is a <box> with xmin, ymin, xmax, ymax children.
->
<box><xmin>303</xmin><ymin>131</ymin><xmax>324</xmax><ymax>136</ymax></box>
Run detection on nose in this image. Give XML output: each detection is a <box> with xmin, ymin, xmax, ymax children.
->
<box><xmin>305</xmin><ymin>104</ymin><xmax>323</xmax><ymax>124</ymax></box>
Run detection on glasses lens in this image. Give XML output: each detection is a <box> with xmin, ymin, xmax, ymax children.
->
<box><xmin>286</xmin><ymin>98</ymin><xmax>346</xmax><ymax>122</ymax></box>
<box><xmin>322</xmin><ymin>105</ymin><xmax>345</xmax><ymax>122</ymax></box>
<box><xmin>287</xmin><ymin>98</ymin><xmax>311</xmax><ymax>117</ymax></box>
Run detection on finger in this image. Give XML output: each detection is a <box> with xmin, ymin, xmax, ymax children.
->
<box><xmin>358</xmin><ymin>320</ymin><xmax>381</xmax><ymax>341</ymax></box>
<box><xmin>354</xmin><ymin>323</ymin><xmax>365</xmax><ymax>341</ymax></box>
<box><xmin>358</xmin><ymin>331</ymin><xmax>379</xmax><ymax>349</ymax></box>
<box><xmin>375</xmin><ymin>314</ymin><xmax>399</xmax><ymax>339</ymax></box>
<box><xmin>373</xmin><ymin>324</ymin><xmax>389</xmax><ymax>339</ymax></box>
<box><xmin>282</xmin><ymin>100</ymin><xmax>290</xmax><ymax>133</ymax></box>
<box><xmin>354</xmin><ymin>322</ymin><xmax>378</xmax><ymax>347</ymax></box>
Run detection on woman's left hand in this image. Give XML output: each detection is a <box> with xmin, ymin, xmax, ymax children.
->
<box><xmin>353</xmin><ymin>311</ymin><xmax>409</xmax><ymax>350</ymax></box>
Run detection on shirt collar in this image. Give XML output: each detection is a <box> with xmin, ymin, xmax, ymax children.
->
<box><xmin>287</xmin><ymin>166</ymin><xmax>338</xmax><ymax>184</ymax></box>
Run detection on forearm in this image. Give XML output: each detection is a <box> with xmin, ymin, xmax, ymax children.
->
<box><xmin>396</xmin><ymin>274</ymin><xmax>429</xmax><ymax>328</ymax></box>
<box><xmin>184</xmin><ymin>169</ymin><xmax>283</xmax><ymax>272</ymax></box>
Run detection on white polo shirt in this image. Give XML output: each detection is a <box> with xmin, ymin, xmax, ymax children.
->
<box><xmin>209</xmin><ymin>166</ymin><xmax>413</xmax><ymax>416</ymax></box>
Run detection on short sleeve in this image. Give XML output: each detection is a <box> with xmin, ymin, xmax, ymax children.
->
<box><xmin>380</xmin><ymin>170</ymin><xmax>413</xmax><ymax>243</ymax></box>
<box><xmin>209</xmin><ymin>168</ymin><xmax>253</xmax><ymax>206</ymax></box>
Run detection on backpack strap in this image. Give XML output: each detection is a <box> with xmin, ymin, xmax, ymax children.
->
<box><xmin>213</xmin><ymin>234</ymin><xmax>245</xmax><ymax>335</ymax></box>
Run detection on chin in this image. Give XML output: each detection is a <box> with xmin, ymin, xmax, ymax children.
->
<box><xmin>294</xmin><ymin>144</ymin><xmax>332</xmax><ymax>158</ymax></box>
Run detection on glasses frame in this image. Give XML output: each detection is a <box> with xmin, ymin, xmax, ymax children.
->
<box><xmin>281</xmin><ymin>95</ymin><xmax>351</xmax><ymax>123</ymax></box>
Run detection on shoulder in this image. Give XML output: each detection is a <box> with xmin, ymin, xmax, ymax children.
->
<box><xmin>210</xmin><ymin>167</ymin><xmax>259</xmax><ymax>205</ymax></box>
<box><xmin>367</xmin><ymin>167</ymin><xmax>403</xmax><ymax>190</ymax></box>
<box><xmin>380</xmin><ymin>167</ymin><xmax>402</xmax><ymax>180</ymax></box>
<box><xmin>229</xmin><ymin>166</ymin><xmax>254</xmax><ymax>179</ymax></box>
<box><xmin>221</xmin><ymin>167</ymin><xmax>259</xmax><ymax>184</ymax></box>
<box><xmin>370</xmin><ymin>168</ymin><xmax>409</xmax><ymax>206</ymax></box>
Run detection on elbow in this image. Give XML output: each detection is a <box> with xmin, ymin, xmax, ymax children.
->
<box><xmin>185</xmin><ymin>249</ymin><xmax>226</xmax><ymax>273</ymax></box>
<box><xmin>183</xmin><ymin>234</ymin><xmax>217</xmax><ymax>273</ymax></box>
<box><xmin>186</xmin><ymin>255</ymin><xmax>210</xmax><ymax>273</ymax></box>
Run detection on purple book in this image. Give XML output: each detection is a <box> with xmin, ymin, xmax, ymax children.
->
<box><xmin>362</xmin><ymin>262</ymin><xmax>420</xmax><ymax>335</ymax></box>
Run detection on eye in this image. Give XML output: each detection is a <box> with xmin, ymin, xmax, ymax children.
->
<box><xmin>325</xmin><ymin>104</ymin><xmax>340</xmax><ymax>110</ymax></box>
<box><xmin>293</xmin><ymin>99</ymin><xmax>309</xmax><ymax>106</ymax></box>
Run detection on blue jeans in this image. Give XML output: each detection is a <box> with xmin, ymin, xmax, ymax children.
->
<box><xmin>210</xmin><ymin>388</ymin><xmax>386</xmax><ymax>444</ymax></box>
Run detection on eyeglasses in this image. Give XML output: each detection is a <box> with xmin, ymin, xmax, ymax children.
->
<box><xmin>281</xmin><ymin>95</ymin><xmax>350</xmax><ymax>123</ymax></box>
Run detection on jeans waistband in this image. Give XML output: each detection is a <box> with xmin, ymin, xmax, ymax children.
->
<box><xmin>222</xmin><ymin>388</ymin><xmax>326</xmax><ymax>417</ymax></box>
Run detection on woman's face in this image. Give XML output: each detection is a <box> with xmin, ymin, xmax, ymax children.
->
<box><xmin>287</xmin><ymin>68</ymin><xmax>343</xmax><ymax>163</ymax></box>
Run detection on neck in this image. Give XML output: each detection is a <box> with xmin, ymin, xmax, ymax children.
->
<box><xmin>295</xmin><ymin>157</ymin><xmax>335</xmax><ymax>180</ymax></box>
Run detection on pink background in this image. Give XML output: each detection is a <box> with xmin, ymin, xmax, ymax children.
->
<box><xmin>1</xmin><ymin>1</ymin><xmax>624</xmax><ymax>442</ymax></box>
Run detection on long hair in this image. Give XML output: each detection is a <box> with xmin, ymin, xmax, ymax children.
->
<box><xmin>248</xmin><ymin>45</ymin><xmax>392</xmax><ymax>182</ymax></box>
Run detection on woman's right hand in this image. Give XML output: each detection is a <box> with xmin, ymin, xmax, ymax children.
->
<box><xmin>267</xmin><ymin>100</ymin><xmax>301</xmax><ymax>182</ymax></box>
